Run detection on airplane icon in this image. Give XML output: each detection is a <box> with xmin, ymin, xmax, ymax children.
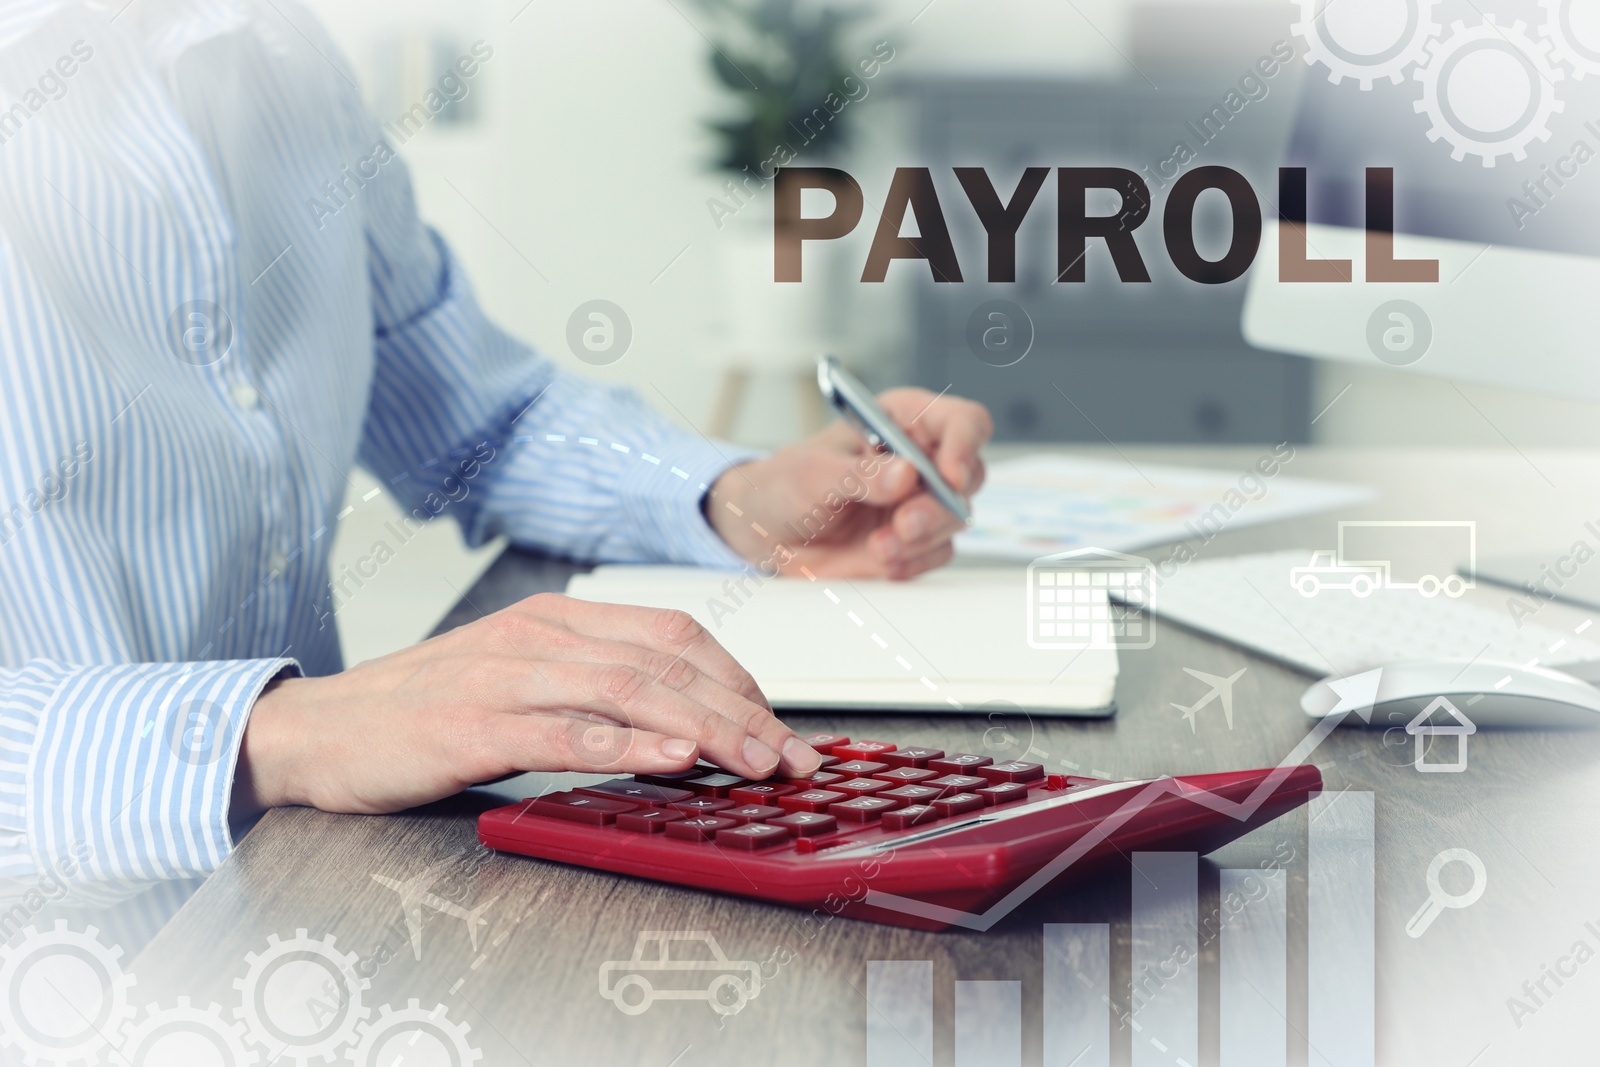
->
<box><xmin>373</xmin><ymin>859</ymin><xmax>499</xmax><ymax>961</ymax></box>
<box><xmin>1170</xmin><ymin>667</ymin><xmax>1248</xmax><ymax>732</ymax></box>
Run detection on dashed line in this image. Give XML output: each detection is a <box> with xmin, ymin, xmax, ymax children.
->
<box><xmin>800</xmin><ymin>566</ymin><xmax>817</xmax><ymax>581</ymax></box>
<box><xmin>945</xmin><ymin>696</ymin><xmax>963</xmax><ymax>708</ymax></box>
<box><xmin>470</xmin><ymin>953</ymin><xmax>488</xmax><ymax>970</ymax></box>
<box><xmin>610</xmin><ymin>442</ymin><xmax>630</xmax><ymax>453</ymax></box>
<box><xmin>847</xmin><ymin>611</ymin><xmax>864</xmax><ymax>626</ymax></box>
<box><xmin>1520</xmin><ymin>658</ymin><xmax>1540</xmax><ymax>670</ymax></box>
<box><xmin>546</xmin><ymin>434</ymin><xmax>566</xmax><ymax>442</ymax></box>
<box><xmin>337</xmin><ymin>505</ymin><xmax>354</xmax><ymax>520</ymax></box>
<box><xmin>871</xmin><ymin>634</ymin><xmax>887</xmax><ymax>649</ymax></box>
<box><xmin>312</xmin><ymin>525</ymin><xmax>327</xmax><ymax>540</ymax></box>
<box><xmin>725</xmin><ymin>503</ymin><xmax>744</xmax><ymax>517</ymax></box>
<box><xmin>361</xmin><ymin>487</ymin><xmax>381</xmax><ymax>502</ymax></box>
<box><xmin>642</xmin><ymin>453</ymin><xmax>660</xmax><ymax>465</ymax></box>
<box><xmin>449</xmin><ymin>978</ymin><xmax>464</xmax><ymax>994</ymax></box>
<box><xmin>1494</xmin><ymin>676</ymin><xmax>1512</xmax><ymax>690</ymax></box>
<box><xmin>671</xmin><ymin>467</ymin><xmax>690</xmax><ymax>480</ymax></box>
<box><xmin>824</xmin><ymin>589</ymin><xmax>840</xmax><ymax>604</ymax></box>
<box><xmin>1091</xmin><ymin>768</ymin><xmax>1111</xmax><ymax>778</ymax></box>
<box><xmin>1579</xmin><ymin>619</ymin><xmax>1593</xmax><ymax>634</ymax></box>
<box><xmin>1150</xmin><ymin>1038</ymin><xmax>1168</xmax><ymax>1053</ymax></box>
<box><xmin>894</xmin><ymin>656</ymin><xmax>913</xmax><ymax>671</ymax></box>
<box><xmin>1550</xmin><ymin>639</ymin><xmax>1567</xmax><ymax>653</ymax></box>
<box><xmin>751</xmin><ymin>522</ymin><xmax>769</xmax><ymax>537</ymax></box>
<box><xmin>578</xmin><ymin>436</ymin><xmax>599</xmax><ymax>445</ymax></box>
<box><xmin>920</xmin><ymin>676</ymin><xmax>937</xmax><ymax>691</ymax></box>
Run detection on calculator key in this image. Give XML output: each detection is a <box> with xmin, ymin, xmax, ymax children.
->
<box><xmin>976</xmin><ymin>761</ymin><xmax>1045</xmax><ymax>785</ymax></box>
<box><xmin>881</xmin><ymin>784</ymin><xmax>942</xmax><ymax>805</ymax></box>
<box><xmin>801</xmin><ymin>733</ymin><xmax>850</xmax><ymax>754</ymax></box>
<box><xmin>832</xmin><ymin>740</ymin><xmax>897</xmax><ymax>761</ymax></box>
<box><xmin>778</xmin><ymin>770</ymin><xmax>844</xmax><ymax>789</ymax></box>
<box><xmin>874</xmin><ymin>766</ymin><xmax>939</xmax><ymax>785</ymax></box>
<box><xmin>716</xmin><ymin>823</ymin><xmax>792</xmax><ymax>851</ymax></box>
<box><xmin>976</xmin><ymin>782</ymin><xmax>1032</xmax><ymax>806</ymax></box>
<box><xmin>832</xmin><ymin>760</ymin><xmax>889</xmax><ymax>776</ymax></box>
<box><xmin>668</xmin><ymin>797</ymin><xmax>735</xmax><ymax>816</ymax></box>
<box><xmin>770</xmin><ymin>812</ymin><xmax>838</xmax><ymax>837</ymax></box>
<box><xmin>927</xmin><ymin>774</ymin><xmax>989</xmax><ymax>793</ymax></box>
<box><xmin>832</xmin><ymin>777</ymin><xmax>894</xmax><ymax>799</ymax></box>
<box><xmin>932</xmin><ymin>793</ymin><xmax>986</xmax><ymax>817</ymax></box>
<box><xmin>724</xmin><ymin>804</ymin><xmax>785</xmax><ymax>825</ymax></box>
<box><xmin>777</xmin><ymin>789</ymin><xmax>845</xmax><ymax>813</ymax></box>
<box><xmin>880</xmin><ymin>746</ymin><xmax>945</xmax><ymax>769</ymax></box>
<box><xmin>665</xmin><ymin>816</ymin><xmax>736</xmax><ymax>842</ymax></box>
<box><xmin>929</xmin><ymin>753</ymin><xmax>994</xmax><ymax>774</ymax></box>
<box><xmin>729</xmin><ymin>782</ymin><xmax>799</xmax><ymax>805</ymax></box>
<box><xmin>832</xmin><ymin>796</ymin><xmax>899</xmax><ymax>822</ymax></box>
<box><xmin>576</xmin><ymin>780</ymin><xmax>695</xmax><ymax>806</ymax></box>
<box><xmin>617</xmin><ymin>809</ymin><xmax>686</xmax><ymax>833</ymax></box>
<box><xmin>881</xmin><ymin>804</ymin><xmax>941</xmax><ymax>830</ymax></box>
<box><xmin>529</xmin><ymin>792</ymin><xmax>637</xmax><ymax>825</ymax></box>
<box><xmin>633</xmin><ymin>766</ymin><xmax>716</xmax><ymax>787</ymax></box>
<box><xmin>685</xmin><ymin>773</ymin><xmax>748</xmax><ymax>798</ymax></box>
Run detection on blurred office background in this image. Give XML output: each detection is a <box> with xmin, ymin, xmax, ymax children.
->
<box><xmin>296</xmin><ymin>0</ymin><xmax>1600</xmax><ymax>661</ymax></box>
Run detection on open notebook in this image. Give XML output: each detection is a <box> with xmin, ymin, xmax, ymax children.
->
<box><xmin>564</xmin><ymin>566</ymin><xmax>1118</xmax><ymax>716</ymax></box>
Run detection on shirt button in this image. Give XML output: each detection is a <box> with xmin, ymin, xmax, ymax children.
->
<box><xmin>229</xmin><ymin>382</ymin><xmax>261</xmax><ymax>411</ymax></box>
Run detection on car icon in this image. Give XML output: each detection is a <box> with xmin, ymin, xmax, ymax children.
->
<box><xmin>598</xmin><ymin>932</ymin><xmax>762</xmax><ymax>1017</ymax></box>
<box><xmin>1290</xmin><ymin>550</ymin><xmax>1384</xmax><ymax>598</ymax></box>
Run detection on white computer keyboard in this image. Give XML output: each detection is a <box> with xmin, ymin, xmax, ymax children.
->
<box><xmin>1124</xmin><ymin>550</ymin><xmax>1600</xmax><ymax>677</ymax></box>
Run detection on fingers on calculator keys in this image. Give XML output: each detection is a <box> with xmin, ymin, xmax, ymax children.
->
<box><xmin>770</xmin><ymin>812</ymin><xmax>838</xmax><ymax>837</ymax></box>
<box><xmin>976</xmin><ymin>782</ymin><xmax>1031</xmax><ymax>806</ymax></box>
<box><xmin>634</xmin><ymin>766</ymin><xmax>714</xmax><ymax>787</ymax></box>
<box><xmin>881</xmin><ymin>746</ymin><xmax>945</xmax><ymax>769</ymax></box>
<box><xmin>926</xmin><ymin>774</ymin><xmax>988</xmax><ymax>793</ymax></box>
<box><xmin>932</xmin><ymin>792</ymin><xmax>986</xmax><ymax>817</ymax></box>
<box><xmin>725</xmin><ymin>804</ymin><xmax>786</xmax><ymax>825</ymax></box>
<box><xmin>529</xmin><ymin>792</ymin><xmax>636</xmax><ymax>825</ymax></box>
<box><xmin>801</xmin><ymin>733</ymin><xmax>850</xmax><ymax>754</ymax></box>
<box><xmin>669</xmin><ymin>797</ymin><xmax>735</xmax><ymax>815</ymax></box>
<box><xmin>882</xmin><ymin>784</ymin><xmax>942</xmax><ymax>805</ymax></box>
<box><xmin>617</xmin><ymin>809</ymin><xmax>685</xmax><ymax>833</ymax></box>
<box><xmin>832</xmin><ymin>760</ymin><xmax>889</xmax><ymax>776</ymax></box>
<box><xmin>716</xmin><ymin>823</ymin><xmax>791</xmax><ymax>850</ymax></box>
<box><xmin>778</xmin><ymin>789</ymin><xmax>845</xmax><ymax>813</ymax></box>
<box><xmin>685</xmin><ymin>773</ymin><xmax>748</xmax><ymax>797</ymax></box>
<box><xmin>665</xmin><ymin>816</ymin><xmax>736</xmax><ymax>842</ymax></box>
<box><xmin>875</xmin><ymin>766</ymin><xmax>939</xmax><ymax>785</ymax></box>
<box><xmin>832</xmin><ymin>777</ymin><xmax>894</xmax><ymax>799</ymax></box>
<box><xmin>729</xmin><ymin>782</ymin><xmax>798</xmax><ymax>805</ymax></box>
<box><xmin>976</xmin><ymin>761</ymin><xmax>1045</xmax><ymax>784</ymax></box>
<box><xmin>832</xmin><ymin>796</ymin><xmax>899</xmax><ymax>822</ymax></box>
<box><xmin>832</xmin><ymin>740</ymin><xmax>897</xmax><ymax>761</ymax></box>
<box><xmin>929</xmin><ymin>753</ymin><xmax>993</xmax><ymax>775</ymax></box>
<box><xmin>576</xmin><ymin>780</ymin><xmax>695</xmax><ymax>805</ymax></box>
<box><xmin>882</xmin><ymin>804</ymin><xmax>940</xmax><ymax>830</ymax></box>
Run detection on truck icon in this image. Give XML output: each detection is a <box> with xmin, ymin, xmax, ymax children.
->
<box><xmin>598</xmin><ymin>932</ymin><xmax>762</xmax><ymax>1017</ymax></box>
<box><xmin>1291</xmin><ymin>521</ymin><xmax>1475</xmax><ymax>599</ymax></box>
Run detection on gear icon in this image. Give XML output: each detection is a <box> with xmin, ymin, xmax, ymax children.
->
<box><xmin>1414</xmin><ymin>18</ymin><xmax>1566</xmax><ymax>167</ymax></box>
<box><xmin>0</xmin><ymin>921</ymin><xmax>135</xmax><ymax>1066</ymax></box>
<box><xmin>1293</xmin><ymin>0</ymin><xmax>1441</xmax><ymax>89</ymax></box>
<box><xmin>233</xmin><ymin>930</ymin><xmax>368</xmax><ymax>1066</ymax></box>
<box><xmin>1541</xmin><ymin>0</ymin><xmax>1600</xmax><ymax>78</ymax></box>
<box><xmin>120</xmin><ymin>997</ymin><xmax>258</xmax><ymax>1066</ymax></box>
<box><xmin>346</xmin><ymin>1000</ymin><xmax>481</xmax><ymax>1067</ymax></box>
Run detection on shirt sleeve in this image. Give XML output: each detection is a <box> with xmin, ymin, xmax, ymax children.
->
<box><xmin>0</xmin><ymin>658</ymin><xmax>296</xmax><ymax>906</ymax></box>
<box><xmin>354</xmin><ymin>124</ymin><xmax>756</xmax><ymax>568</ymax></box>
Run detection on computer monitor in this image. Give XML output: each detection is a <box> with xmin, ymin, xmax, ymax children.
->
<box><xmin>1243</xmin><ymin>0</ymin><xmax>1600</xmax><ymax>400</ymax></box>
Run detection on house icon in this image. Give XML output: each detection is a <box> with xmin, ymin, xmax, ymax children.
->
<box><xmin>1404</xmin><ymin>696</ymin><xmax>1476</xmax><ymax>773</ymax></box>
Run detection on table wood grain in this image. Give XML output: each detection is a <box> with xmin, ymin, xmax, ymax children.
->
<box><xmin>132</xmin><ymin>447</ymin><xmax>1600</xmax><ymax>1066</ymax></box>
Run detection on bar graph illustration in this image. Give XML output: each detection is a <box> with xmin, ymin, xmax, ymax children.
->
<box><xmin>866</xmin><ymin>791</ymin><xmax>1374</xmax><ymax>1067</ymax></box>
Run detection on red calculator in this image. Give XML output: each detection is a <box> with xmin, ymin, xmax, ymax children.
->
<box><xmin>479</xmin><ymin>734</ymin><xmax>1321</xmax><ymax>931</ymax></box>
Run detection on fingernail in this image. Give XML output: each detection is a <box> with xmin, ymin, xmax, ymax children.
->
<box><xmin>663</xmin><ymin>739</ymin><xmax>696</xmax><ymax>761</ymax></box>
<box><xmin>782</xmin><ymin>736</ymin><xmax>823</xmax><ymax>774</ymax></box>
<box><xmin>743</xmin><ymin>736</ymin><xmax>779</xmax><ymax>773</ymax></box>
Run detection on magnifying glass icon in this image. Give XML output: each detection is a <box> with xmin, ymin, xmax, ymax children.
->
<box><xmin>1406</xmin><ymin>848</ymin><xmax>1487</xmax><ymax>938</ymax></box>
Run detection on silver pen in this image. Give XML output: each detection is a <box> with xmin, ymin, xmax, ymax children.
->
<box><xmin>815</xmin><ymin>355</ymin><xmax>974</xmax><ymax>526</ymax></box>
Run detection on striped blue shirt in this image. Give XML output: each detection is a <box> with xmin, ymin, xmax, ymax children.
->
<box><xmin>0</xmin><ymin>0</ymin><xmax>752</xmax><ymax>911</ymax></box>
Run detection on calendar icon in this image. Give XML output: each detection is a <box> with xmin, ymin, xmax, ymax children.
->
<box><xmin>1027</xmin><ymin>548</ymin><xmax>1157</xmax><ymax>650</ymax></box>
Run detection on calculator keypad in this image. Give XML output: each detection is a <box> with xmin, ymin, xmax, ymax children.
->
<box><xmin>518</xmin><ymin>742</ymin><xmax>1092</xmax><ymax>853</ymax></box>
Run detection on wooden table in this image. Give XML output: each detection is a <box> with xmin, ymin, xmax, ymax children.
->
<box><xmin>133</xmin><ymin>447</ymin><xmax>1600</xmax><ymax>1066</ymax></box>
